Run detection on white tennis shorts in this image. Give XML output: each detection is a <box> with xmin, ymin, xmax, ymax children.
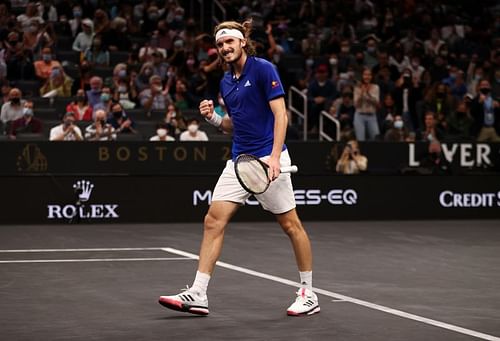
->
<box><xmin>212</xmin><ymin>149</ymin><xmax>296</xmax><ymax>214</ymax></box>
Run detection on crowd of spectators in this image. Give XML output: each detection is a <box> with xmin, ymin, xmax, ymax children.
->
<box><xmin>0</xmin><ymin>0</ymin><xmax>498</xmax><ymax>145</ymax></box>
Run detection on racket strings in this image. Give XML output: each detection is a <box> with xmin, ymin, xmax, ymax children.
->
<box><xmin>237</xmin><ymin>159</ymin><xmax>269</xmax><ymax>194</ymax></box>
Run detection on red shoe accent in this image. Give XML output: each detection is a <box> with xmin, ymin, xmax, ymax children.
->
<box><xmin>159</xmin><ymin>297</ymin><xmax>183</xmax><ymax>310</ymax></box>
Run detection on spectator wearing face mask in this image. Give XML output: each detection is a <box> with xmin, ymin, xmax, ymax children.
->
<box><xmin>151</xmin><ymin>51</ymin><xmax>169</xmax><ymax>81</ymax></box>
<box><xmin>69</xmin><ymin>5</ymin><xmax>83</xmax><ymax>37</ymax></box>
<box><xmin>85</xmin><ymin>109</ymin><xmax>116</xmax><ymax>141</ymax></box>
<box><xmin>40</xmin><ymin>66</ymin><xmax>73</xmax><ymax>97</ymax></box>
<box><xmin>86</xmin><ymin>76</ymin><xmax>103</xmax><ymax>107</ymax></box>
<box><xmin>471</xmin><ymin>79</ymin><xmax>500</xmax><ymax>142</ymax></box>
<box><xmin>150</xmin><ymin>122</ymin><xmax>175</xmax><ymax>141</ymax></box>
<box><xmin>107</xmin><ymin>102</ymin><xmax>137</xmax><ymax>134</ymax></box>
<box><xmin>335</xmin><ymin>140</ymin><xmax>368</xmax><ymax>174</ymax></box>
<box><xmin>9</xmin><ymin>104</ymin><xmax>43</xmax><ymax>139</ymax></box>
<box><xmin>1</xmin><ymin>88</ymin><xmax>25</xmax><ymax>132</ymax></box>
<box><xmin>93</xmin><ymin>87</ymin><xmax>113</xmax><ymax>114</ymax></box>
<box><xmin>66</xmin><ymin>89</ymin><xmax>93</xmax><ymax>121</ymax></box>
<box><xmin>179</xmin><ymin>117</ymin><xmax>208</xmax><ymax>141</ymax></box>
<box><xmin>34</xmin><ymin>47</ymin><xmax>62</xmax><ymax>81</ymax></box>
<box><xmin>114</xmin><ymin>75</ymin><xmax>137</xmax><ymax>110</ymax></box>
<box><xmin>384</xmin><ymin>115</ymin><xmax>411</xmax><ymax>142</ymax></box>
<box><xmin>49</xmin><ymin>112</ymin><xmax>83</xmax><ymax>141</ymax></box>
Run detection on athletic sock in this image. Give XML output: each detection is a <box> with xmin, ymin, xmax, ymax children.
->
<box><xmin>299</xmin><ymin>271</ymin><xmax>313</xmax><ymax>291</ymax></box>
<box><xmin>191</xmin><ymin>271</ymin><xmax>211</xmax><ymax>296</ymax></box>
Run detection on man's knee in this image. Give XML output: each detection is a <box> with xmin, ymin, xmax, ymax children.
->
<box><xmin>280</xmin><ymin>216</ymin><xmax>304</xmax><ymax>237</ymax></box>
<box><xmin>204</xmin><ymin>211</ymin><xmax>226</xmax><ymax>234</ymax></box>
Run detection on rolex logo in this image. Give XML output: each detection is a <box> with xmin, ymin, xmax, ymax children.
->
<box><xmin>73</xmin><ymin>180</ymin><xmax>94</xmax><ymax>202</ymax></box>
<box><xmin>17</xmin><ymin>144</ymin><xmax>48</xmax><ymax>172</ymax></box>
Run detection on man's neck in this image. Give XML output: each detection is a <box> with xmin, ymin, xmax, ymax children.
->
<box><xmin>232</xmin><ymin>53</ymin><xmax>247</xmax><ymax>79</ymax></box>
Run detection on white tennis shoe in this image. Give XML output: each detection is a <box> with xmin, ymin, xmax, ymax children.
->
<box><xmin>287</xmin><ymin>288</ymin><xmax>320</xmax><ymax>316</ymax></box>
<box><xmin>159</xmin><ymin>286</ymin><xmax>209</xmax><ymax>316</ymax></box>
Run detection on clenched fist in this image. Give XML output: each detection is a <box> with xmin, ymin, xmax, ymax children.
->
<box><xmin>199</xmin><ymin>99</ymin><xmax>214</xmax><ymax>119</ymax></box>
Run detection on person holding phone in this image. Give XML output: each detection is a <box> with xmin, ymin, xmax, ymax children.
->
<box><xmin>336</xmin><ymin>140</ymin><xmax>368</xmax><ymax>174</ymax></box>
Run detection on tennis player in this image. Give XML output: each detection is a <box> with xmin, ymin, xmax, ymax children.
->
<box><xmin>159</xmin><ymin>20</ymin><xmax>320</xmax><ymax>317</ymax></box>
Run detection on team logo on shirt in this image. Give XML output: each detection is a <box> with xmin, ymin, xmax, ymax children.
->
<box><xmin>271</xmin><ymin>80</ymin><xmax>280</xmax><ymax>88</ymax></box>
<box><xmin>244</xmin><ymin>80</ymin><xmax>252</xmax><ymax>87</ymax></box>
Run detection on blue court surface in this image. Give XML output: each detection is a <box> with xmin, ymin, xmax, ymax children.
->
<box><xmin>0</xmin><ymin>220</ymin><xmax>499</xmax><ymax>341</ymax></box>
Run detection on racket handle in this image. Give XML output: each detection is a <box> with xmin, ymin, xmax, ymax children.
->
<box><xmin>280</xmin><ymin>165</ymin><xmax>298</xmax><ymax>173</ymax></box>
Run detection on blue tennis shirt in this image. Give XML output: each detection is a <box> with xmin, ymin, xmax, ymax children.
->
<box><xmin>220</xmin><ymin>56</ymin><xmax>286</xmax><ymax>159</ymax></box>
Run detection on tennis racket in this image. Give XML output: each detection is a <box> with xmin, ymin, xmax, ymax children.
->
<box><xmin>234</xmin><ymin>154</ymin><xmax>298</xmax><ymax>195</ymax></box>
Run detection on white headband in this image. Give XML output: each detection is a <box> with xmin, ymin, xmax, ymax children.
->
<box><xmin>215</xmin><ymin>28</ymin><xmax>244</xmax><ymax>42</ymax></box>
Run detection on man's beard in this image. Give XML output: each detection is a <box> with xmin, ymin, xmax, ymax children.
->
<box><xmin>222</xmin><ymin>47</ymin><xmax>243</xmax><ymax>64</ymax></box>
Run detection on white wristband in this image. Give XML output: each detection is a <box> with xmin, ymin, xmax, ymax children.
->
<box><xmin>205</xmin><ymin>113</ymin><xmax>222</xmax><ymax>127</ymax></box>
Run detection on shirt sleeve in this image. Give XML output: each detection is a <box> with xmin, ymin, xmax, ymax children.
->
<box><xmin>259</xmin><ymin>62</ymin><xmax>285</xmax><ymax>101</ymax></box>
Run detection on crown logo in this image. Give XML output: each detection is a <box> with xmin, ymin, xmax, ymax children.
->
<box><xmin>73</xmin><ymin>180</ymin><xmax>94</xmax><ymax>202</ymax></box>
<box><xmin>16</xmin><ymin>144</ymin><xmax>48</xmax><ymax>172</ymax></box>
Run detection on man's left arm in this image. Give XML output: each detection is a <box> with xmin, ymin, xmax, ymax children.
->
<box><xmin>268</xmin><ymin>96</ymin><xmax>288</xmax><ymax>181</ymax></box>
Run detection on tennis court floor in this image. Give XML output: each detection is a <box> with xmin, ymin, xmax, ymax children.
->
<box><xmin>1</xmin><ymin>220</ymin><xmax>499</xmax><ymax>340</ymax></box>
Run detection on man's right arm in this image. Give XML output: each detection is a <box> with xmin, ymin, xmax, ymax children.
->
<box><xmin>199</xmin><ymin>99</ymin><xmax>232</xmax><ymax>133</ymax></box>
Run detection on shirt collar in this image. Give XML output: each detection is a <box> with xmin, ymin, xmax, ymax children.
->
<box><xmin>231</xmin><ymin>56</ymin><xmax>253</xmax><ymax>80</ymax></box>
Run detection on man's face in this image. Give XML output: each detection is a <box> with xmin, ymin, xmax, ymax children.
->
<box><xmin>216</xmin><ymin>36</ymin><xmax>245</xmax><ymax>64</ymax></box>
<box><xmin>9</xmin><ymin>90</ymin><xmax>21</xmax><ymax>101</ymax></box>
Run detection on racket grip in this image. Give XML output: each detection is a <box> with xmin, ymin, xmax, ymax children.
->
<box><xmin>280</xmin><ymin>165</ymin><xmax>298</xmax><ymax>173</ymax></box>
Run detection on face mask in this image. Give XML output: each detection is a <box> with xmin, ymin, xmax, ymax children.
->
<box><xmin>42</xmin><ymin>54</ymin><xmax>52</xmax><ymax>62</ymax></box>
<box><xmin>144</xmin><ymin>69</ymin><xmax>152</xmax><ymax>76</ymax></box>
<box><xmin>100</xmin><ymin>93</ymin><xmax>110</xmax><ymax>102</ymax></box>
<box><xmin>456</xmin><ymin>111</ymin><xmax>466</xmax><ymax>116</ymax></box>
<box><xmin>51</xmin><ymin>69</ymin><xmax>61</xmax><ymax>78</ymax></box>
<box><xmin>27</xmin><ymin>25</ymin><xmax>37</xmax><ymax>33</ymax></box>
<box><xmin>112</xmin><ymin>111</ymin><xmax>123</xmax><ymax>119</ymax></box>
<box><xmin>329</xmin><ymin>58</ymin><xmax>337</xmax><ymax>65</ymax></box>
<box><xmin>118</xmin><ymin>86</ymin><xmax>127</xmax><ymax>93</ymax></box>
<box><xmin>148</xmin><ymin>13</ymin><xmax>159</xmax><ymax>21</ymax></box>
<box><xmin>91</xmin><ymin>88</ymin><xmax>101</xmax><ymax>93</ymax></box>
<box><xmin>436</xmin><ymin>92</ymin><xmax>445</xmax><ymax>98</ymax></box>
<box><xmin>73</xmin><ymin>10</ymin><xmax>82</xmax><ymax>17</ymax></box>
<box><xmin>174</xmin><ymin>15</ymin><xmax>183</xmax><ymax>21</ymax></box>
<box><xmin>157</xmin><ymin>128</ymin><xmax>167</xmax><ymax>137</ymax></box>
<box><xmin>11</xmin><ymin>97</ymin><xmax>20</xmax><ymax>104</ymax></box>
<box><xmin>306</xmin><ymin>58</ymin><xmax>314</xmax><ymax>67</ymax></box>
<box><xmin>367</xmin><ymin>46</ymin><xmax>376</xmax><ymax>54</ymax></box>
<box><xmin>479</xmin><ymin>88</ymin><xmax>491</xmax><ymax>95</ymax></box>
<box><xmin>188</xmin><ymin>124</ymin><xmax>199</xmax><ymax>133</ymax></box>
<box><xmin>118</xmin><ymin>69</ymin><xmax>127</xmax><ymax>79</ymax></box>
<box><xmin>394</xmin><ymin>120</ymin><xmax>403</xmax><ymax>129</ymax></box>
<box><xmin>76</xmin><ymin>95</ymin><xmax>85</xmax><ymax>102</ymax></box>
<box><xmin>474</xmin><ymin>74</ymin><xmax>482</xmax><ymax>81</ymax></box>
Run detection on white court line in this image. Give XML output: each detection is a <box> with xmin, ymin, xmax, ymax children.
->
<box><xmin>0</xmin><ymin>257</ymin><xmax>192</xmax><ymax>264</ymax></box>
<box><xmin>0</xmin><ymin>247</ymin><xmax>166</xmax><ymax>253</ymax></box>
<box><xmin>162</xmin><ymin>247</ymin><xmax>500</xmax><ymax>341</ymax></box>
